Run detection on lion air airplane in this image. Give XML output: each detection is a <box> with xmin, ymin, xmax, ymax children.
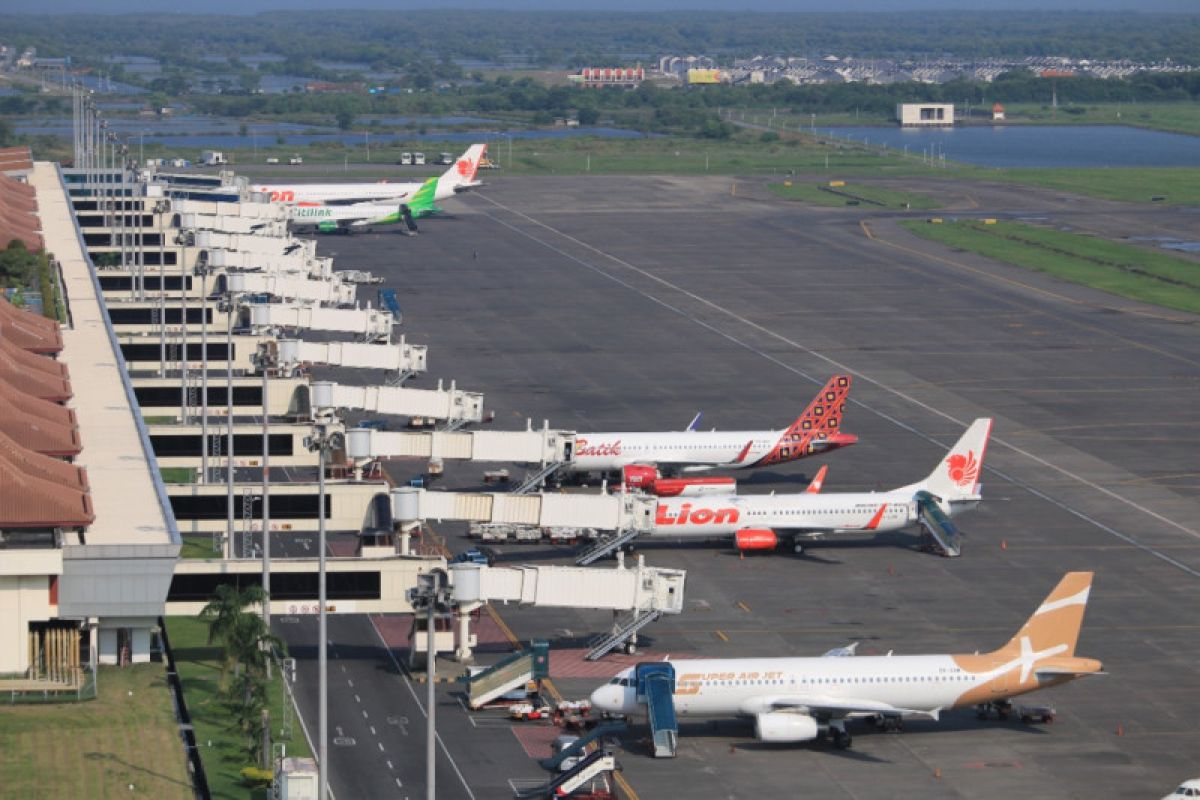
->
<box><xmin>253</xmin><ymin>143</ymin><xmax>486</xmax><ymax>206</ymax></box>
<box><xmin>590</xmin><ymin>571</ymin><xmax>1101</xmax><ymax>750</ymax></box>
<box><xmin>647</xmin><ymin>417</ymin><xmax>992</xmax><ymax>553</ymax></box>
<box><xmin>568</xmin><ymin>376</ymin><xmax>857</xmax><ymax>490</ymax></box>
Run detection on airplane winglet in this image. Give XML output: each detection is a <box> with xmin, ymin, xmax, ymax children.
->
<box><xmin>686</xmin><ymin>412</ymin><xmax>703</xmax><ymax>432</ymax></box>
<box><xmin>806</xmin><ymin>465</ymin><xmax>828</xmax><ymax>494</ymax></box>
<box><xmin>733</xmin><ymin>440</ymin><xmax>754</xmax><ymax>464</ymax></box>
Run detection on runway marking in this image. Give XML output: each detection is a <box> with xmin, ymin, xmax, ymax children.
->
<box><xmin>362</xmin><ymin>709</ymin><xmax>369</xmax><ymax>719</ymax></box>
<box><xmin>476</xmin><ymin>194</ymin><xmax>1200</xmax><ymax>579</ymax></box>
<box><xmin>387</xmin><ymin>760</ymin><xmax>394</xmax><ymax>770</ymax></box>
<box><xmin>347</xmin><ymin>679</ymin><xmax>353</xmax><ymax>688</ymax></box>
<box><xmin>395</xmin><ymin>777</ymin><xmax>403</xmax><ymax>789</ymax></box>
<box><xmin>370</xmin><ymin>725</ymin><xmax>376</xmax><ymax>736</ymax></box>
<box><xmin>355</xmin><ymin>694</ymin><xmax>361</xmax><ymax>703</ymax></box>
<box><xmin>736</xmin><ymin>601</ymin><xmax>752</xmax><ymax>613</ymax></box>
<box><xmin>378</xmin><ymin>741</ymin><xmax>385</xmax><ymax>752</ymax></box>
<box><xmin>715</xmin><ymin>630</ymin><xmax>730</xmax><ymax>642</ymax></box>
<box><xmin>368</xmin><ymin>617</ymin><xmax>477</xmax><ymax>800</ymax></box>
<box><xmin>455</xmin><ymin>696</ymin><xmax>479</xmax><ymax>728</ymax></box>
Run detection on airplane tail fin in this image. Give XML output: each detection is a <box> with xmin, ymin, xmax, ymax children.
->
<box><xmin>756</xmin><ymin>375</ymin><xmax>855</xmax><ymax>466</ymax></box>
<box><xmin>992</xmin><ymin>572</ymin><xmax>1093</xmax><ymax>658</ymax></box>
<box><xmin>408</xmin><ymin>178</ymin><xmax>438</xmax><ymax>215</ymax></box>
<box><xmin>919</xmin><ymin>418</ymin><xmax>992</xmax><ymax>500</ymax></box>
<box><xmin>436</xmin><ymin>144</ymin><xmax>486</xmax><ymax>198</ymax></box>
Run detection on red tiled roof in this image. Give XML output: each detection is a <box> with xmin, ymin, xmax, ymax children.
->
<box><xmin>0</xmin><ymin>455</ymin><xmax>93</xmax><ymax>528</ymax></box>
<box><xmin>0</xmin><ymin>428</ymin><xmax>88</xmax><ymax>492</ymax></box>
<box><xmin>0</xmin><ymin>296</ymin><xmax>63</xmax><ymax>354</ymax></box>
<box><xmin>0</xmin><ymin>372</ymin><xmax>77</xmax><ymax>430</ymax></box>
<box><xmin>0</xmin><ymin>399</ymin><xmax>82</xmax><ymax>456</ymax></box>
<box><xmin>0</xmin><ymin>172</ymin><xmax>42</xmax><ymax>250</ymax></box>
<box><xmin>0</xmin><ymin>344</ymin><xmax>72</xmax><ymax>401</ymax></box>
<box><xmin>0</xmin><ymin>330</ymin><xmax>69</xmax><ymax>379</ymax></box>
<box><xmin>0</xmin><ymin>146</ymin><xmax>33</xmax><ymax>174</ymax></box>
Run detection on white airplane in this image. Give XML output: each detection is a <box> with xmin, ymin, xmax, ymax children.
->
<box><xmin>253</xmin><ymin>143</ymin><xmax>487</xmax><ymax>206</ymax></box>
<box><xmin>590</xmin><ymin>571</ymin><xmax>1102</xmax><ymax>750</ymax></box>
<box><xmin>569</xmin><ymin>375</ymin><xmax>857</xmax><ymax>489</ymax></box>
<box><xmin>647</xmin><ymin>417</ymin><xmax>992</xmax><ymax>554</ymax></box>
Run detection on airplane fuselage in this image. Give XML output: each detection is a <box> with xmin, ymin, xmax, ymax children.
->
<box><xmin>649</xmin><ymin>489</ymin><xmax>980</xmax><ymax>538</ymax></box>
<box><xmin>569</xmin><ymin>429</ymin><xmax>848</xmax><ymax>474</ymax></box>
<box><xmin>256</xmin><ymin>183</ymin><xmax>423</xmax><ymax>205</ymax></box>
<box><xmin>593</xmin><ymin>652</ymin><xmax>1095</xmax><ymax>720</ymax></box>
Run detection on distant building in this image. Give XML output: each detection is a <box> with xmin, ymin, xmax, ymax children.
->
<box><xmin>992</xmin><ymin>102</ymin><xmax>1006</xmax><ymax>120</ymax></box>
<box><xmin>658</xmin><ymin>55</ymin><xmax>715</xmax><ymax>76</ymax></box>
<box><xmin>686</xmin><ymin>68</ymin><xmax>724</xmax><ymax>85</ymax></box>
<box><xmin>572</xmin><ymin>67</ymin><xmax>645</xmax><ymax>89</ymax></box>
<box><xmin>896</xmin><ymin>102</ymin><xmax>955</xmax><ymax>127</ymax></box>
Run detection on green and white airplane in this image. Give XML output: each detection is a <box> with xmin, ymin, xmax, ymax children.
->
<box><xmin>287</xmin><ymin>178</ymin><xmax>441</xmax><ymax>235</ymax></box>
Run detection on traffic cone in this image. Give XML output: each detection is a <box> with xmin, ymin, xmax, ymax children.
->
<box><xmin>1116</xmin><ymin>722</ymin><xmax>1124</xmax><ymax>737</ymax></box>
<box><xmin>934</xmin><ymin>767</ymin><xmax>942</xmax><ymax>779</ymax></box>
<box><xmin>1001</xmin><ymin>540</ymin><xmax>1008</xmax><ymax>550</ymax></box>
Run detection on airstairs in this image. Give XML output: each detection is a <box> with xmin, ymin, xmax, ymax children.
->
<box><xmin>575</xmin><ymin>527</ymin><xmax>642</xmax><ymax>566</ymax></box>
<box><xmin>464</xmin><ymin>640</ymin><xmax>549</xmax><ymax>709</ymax></box>
<box><xmin>538</xmin><ymin>722</ymin><xmax>627</xmax><ymax>771</ymax></box>
<box><xmin>585</xmin><ymin>609</ymin><xmax>662</xmax><ymax>661</ymax></box>
<box><xmin>514</xmin><ymin>748</ymin><xmax>618</xmax><ymax>799</ymax></box>
<box><xmin>512</xmin><ymin>461</ymin><xmax>568</xmax><ymax>494</ymax></box>
<box><xmin>915</xmin><ymin>490</ymin><xmax>963</xmax><ymax>557</ymax></box>
<box><xmin>636</xmin><ymin>662</ymin><xmax>678</xmax><ymax>758</ymax></box>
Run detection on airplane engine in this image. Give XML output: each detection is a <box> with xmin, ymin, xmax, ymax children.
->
<box><xmin>653</xmin><ymin>477</ymin><xmax>736</xmax><ymax>498</ymax></box>
<box><xmin>735</xmin><ymin>528</ymin><xmax>778</xmax><ymax>551</ymax></box>
<box><xmin>754</xmin><ymin>712</ymin><xmax>819</xmax><ymax>743</ymax></box>
<box><xmin>622</xmin><ymin>465</ymin><xmax>660</xmax><ymax>492</ymax></box>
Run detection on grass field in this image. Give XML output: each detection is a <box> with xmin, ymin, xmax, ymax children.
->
<box><xmin>160</xmin><ymin>467</ymin><xmax>196</xmax><ymax>484</ymax></box>
<box><xmin>180</xmin><ymin>535</ymin><xmax>222</xmax><ymax>559</ymax></box>
<box><xmin>900</xmin><ymin>219</ymin><xmax>1200</xmax><ymax>314</ymax></box>
<box><xmin>165</xmin><ymin>616</ymin><xmax>311</xmax><ymax>800</ymax></box>
<box><xmin>769</xmin><ymin>180</ymin><xmax>941</xmax><ymax>209</ymax></box>
<box><xmin>980</xmin><ymin>167</ymin><xmax>1200</xmax><ymax>206</ymax></box>
<box><xmin>0</xmin><ymin>663</ymin><xmax>192</xmax><ymax>800</ymax></box>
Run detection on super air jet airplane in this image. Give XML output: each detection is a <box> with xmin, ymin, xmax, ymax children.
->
<box><xmin>567</xmin><ymin>375</ymin><xmax>858</xmax><ymax>491</ymax></box>
<box><xmin>591</xmin><ymin>571</ymin><xmax>1102</xmax><ymax>750</ymax></box>
<box><xmin>254</xmin><ymin>143</ymin><xmax>487</xmax><ymax>206</ymax></box>
<box><xmin>646</xmin><ymin>417</ymin><xmax>992</xmax><ymax>554</ymax></box>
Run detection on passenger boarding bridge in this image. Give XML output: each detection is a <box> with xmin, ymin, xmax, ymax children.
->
<box><xmin>243</xmin><ymin>301</ymin><xmax>396</xmax><ymax>343</ymax></box>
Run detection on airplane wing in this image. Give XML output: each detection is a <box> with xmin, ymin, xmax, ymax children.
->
<box><xmin>762</xmin><ymin>694</ymin><xmax>937</xmax><ymax>720</ymax></box>
<box><xmin>821</xmin><ymin>642</ymin><xmax>858</xmax><ymax>657</ymax></box>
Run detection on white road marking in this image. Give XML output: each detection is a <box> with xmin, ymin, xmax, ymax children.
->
<box><xmin>478</xmin><ymin>194</ymin><xmax>1200</xmax><ymax>578</ymax></box>
<box><xmin>395</xmin><ymin>778</ymin><xmax>403</xmax><ymax>789</ymax></box>
<box><xmin>387</xmin><ymin>760</ymin><xmax>394</xmax><ymax>771</ymax></box>
<box><xmin>362</xmin><ymin>709</ymin><xmax>369</xmax><ymax>719</ymax></box>
<box><xmin>370</xmin><ymin>725</ymin><xmax>376</xmax><ymax>736</ymax></box>
<box><xmin>378</xmin><ymin>741</ymin><xmax>385</xmax><ymax>752</ymax></box>
<box><xmin>347</xmin><ymin>679</ymin><xmax>354</xmax><ymax>688</ymax></box>
<box><xmin>355</xmin><ymin>694</ymin><xmax>361</xmax><ymax>703</ymax></box>
<box><xmin>369</xmin><ymin>618</ymin><xmax>477</xmax><ymax>799</ymax></box>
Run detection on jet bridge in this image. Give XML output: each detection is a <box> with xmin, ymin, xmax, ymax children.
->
<box><xmin>207</xmin><ymin>248</ymin><xmax>336</xmax><ymax>280</ymax></box>
<box><xmin>178</xmin><ymin>212</ymin><xmax>289</xmax><ymax>237</ymax></box>
<box><xmin>274</xmin><ymin>337</ymin><xmax>427</xmax><ymax>379</ymax></box>
<box><xmin>313</xmin><ymin>380</ymin><xmax>483</xmax><ymax>427</ymax></box>
<box><xmin>243</xmin><ymin>301</ymin><xmax>395</xmax><ymax>342</ymax></box>
<box><xmin>391</xmin><ymin>485</ymin><xmax>653</xmax><ymax>535</ymax></box>
<box><xmin>223</xmin><ymin>271</ymin><xmax>358</xmax><ymax>306</ymax></box>
<box><xmin>172</xmin><ymin>198</ymin><xmax>291</xmax><ymax>222</ymax></box>
<box><xmin>349</xmin><ymin>424</ymin><xmax>575</xmax><ymax>473</ymax></box>
<box><xmin>193</xmin><ymin>230</ymin><xmax>317</xmax><ymax>260</ymax></box>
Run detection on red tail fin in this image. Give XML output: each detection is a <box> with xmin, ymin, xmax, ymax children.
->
<box><xmin>754</xmin><ymin>375</ymin><xmax>854</xmax><ymax>467</ymax></box>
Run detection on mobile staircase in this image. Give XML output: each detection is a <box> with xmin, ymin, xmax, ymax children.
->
<box><xmin>636</xmin><ymin>662</ymin><xmax>678</xmax><ymax>758</ymax></box>
<box><xmin>513</xmin><ymin>747</ymin><xmax>619</xmax><ymax>799</ymax></box>
<box><xmin>914</xmin><ymin>490</ymin><xmax>963</xmax><ymax>557</ymax></box>
<box><xmin>513</xmin><ymin>461</ymin><xmax>568</xmax><ymax>494</ymax></box>
<box><xmin>585</xmin><ymin>610</ymin><xmax>663</xmax><ymax>661</ymax></box>
<box><xmin>575</xmin><ymin>527</ymin><xmax>641</xmax><ymax>566</ymax></box>
<box><xmin>463</xmin><ymin>640</ymin><xmax>549</xmax><ymax>710</ymax></box>
<box><xmin>538</xmin><ymin>722</ymin><xmax>627</xmax><ymax>772</ymax></box>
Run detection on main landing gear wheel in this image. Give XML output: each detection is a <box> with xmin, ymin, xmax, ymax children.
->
<box><xmin>876</xmin><ymin>715</ymin><xmax>903</xmax><ymax>733</ymax></box>
<box><xmin>830</xmin><ymin>728</ymin><xmax>853</xmax><ymax>749</ymax></box>
<box><xmin>793</xmin><ymin>542</ymin><xmax>805</xmax><ymax>555</ymax></box>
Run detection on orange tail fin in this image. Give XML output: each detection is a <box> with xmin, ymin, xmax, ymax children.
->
<box><xmin>992</xmin><ymin>572</ymin><xmax>1094</xmax><ymax>658</ymax></box>
<box><xmin>756</xmin><ymin>375</ymin><xmax>854</xmax><ymax>466</ymax></box>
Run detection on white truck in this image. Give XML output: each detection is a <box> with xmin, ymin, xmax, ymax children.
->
<box><xmin>200</xmin><ymin>150</ymin><xmax>228</xmax><ymax>166</ymax></box>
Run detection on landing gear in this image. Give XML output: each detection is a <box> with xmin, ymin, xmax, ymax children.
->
<box><xmin>793</xmin><ymin>542</ymin><xmax>805</xmax><ymax>555</ymax></box>
<box><xmin>976</xmin><ymin>700</ymin><xmax>1013</xmax><ymax>721</ymax></box>
<box><xmin>875</xmin><ymin>714</ymin><xmax>903</xmax><ymax>733</ymax></box>
<box><xmin>828</xmin><ymin>721</ymin><xmax>852</xmax><ymax>749</ymax></box>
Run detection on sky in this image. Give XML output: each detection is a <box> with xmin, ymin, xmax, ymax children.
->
<box><xmin>0</xmin><ymin>0</ymin><xmax>1195</xmax><ymax>11</ymax></box>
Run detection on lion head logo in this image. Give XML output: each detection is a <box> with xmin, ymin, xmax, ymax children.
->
<box><xmin>456</xmin><ymin>159</ymin><xmax>472</xmax><ymax>178</ymax></box>
<box><xmin>946</xmin><ymin>451</ymin><xmax>979</xmax><ymax>487</ymax></box>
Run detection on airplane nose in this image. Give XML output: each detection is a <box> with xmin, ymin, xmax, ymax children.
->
<box><xmin>590</xmin><ymin>685</ymin><xmax>621</xmax><ymax>712</ymax></box>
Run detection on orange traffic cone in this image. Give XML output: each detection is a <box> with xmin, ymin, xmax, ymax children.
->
<box><xmin>1116</xmin><ymin>722</ymin><xmax>1124</xmax><ymax>737</ymax></box>
<box><xmin>1001</xmin><ymin>540</ymin><xmax>1008</xmax><ymax>550</ymax></box>
<box><xmin>934</xmin><ymin>767</ymin><xmax>942</xmax><ymax>780</ymax></box>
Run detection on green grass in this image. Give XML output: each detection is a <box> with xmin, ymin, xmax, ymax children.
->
<box><xmin>160</xmin><ymin>467</ymin><xmax>196</xmax><ymax>484</ymax></box>
<box><xmin>900</xmin><ymin>219</ymin><xmax>1200</xmax><ymax>314</ymax></box>
<box><xmin>144</xmin><ymin>416</ymin><xmax>178</xmax><ymax>425</ymax></box>
<box><xmin>768</xmin><ymin>180</ymin><xmax>941</xmax><ymax>209</ymax></box>
<box><xmin>979</xmin><ymin>167</ymin><xmax>1200</xmax><ymax>206</ymax></box>
<box><xmin>0</xmin><ymin>663</ymin><xmax>192</xmax><ymax>799</ymax></box>
<box><xmin>180</xmin><ymin>535</ymin><xmax>222</xmax><ymax>559</ymax></box>
<box><xmin>165</xmin><ymin>617</ymin><xmax>311</xmax><ymax>800</ymax></box>
<box><xmin>991</xmin><ymin>102</ymin><xmax>1200</xmax><ymax>137</ymax></box>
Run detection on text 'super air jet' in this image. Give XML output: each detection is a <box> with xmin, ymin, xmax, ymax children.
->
<box><xmin>255</xmin><ymin>143</ymin><xmax>486</xmax><ymax>206</ymax></box>
<box><xmin>567</xmin><ymin>375</ymin><xmax>857</xmax><ymax>495</ymax></box>
<box><xmin>646</xmin><ymin>417</ymin><xmax>992</xmax><ymax>555</ymax></box>
<box><xmin>590</xmin><ymin>571</ymin><xmax>1102</xmax><ymax>750</ymax></box>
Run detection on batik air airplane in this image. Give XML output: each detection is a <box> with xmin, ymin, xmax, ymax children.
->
<box><xmin>648</xmin><ymin>417</ymin><xmax>992</xmax><ymax>553</ymax></box>
<box><xmin>569</xmin><ymin>375</ymin><xmax>857</xmax><ymax>493</ymax></box>
<box><xmin>590</xmin><ymin>571</ymin><xmax>1101</xmax><ymax>750</ymax></box>
<box><xmin>254</xmin><ymin>143</ymin><xmax>487</xmax><ymax>206</ymax></box>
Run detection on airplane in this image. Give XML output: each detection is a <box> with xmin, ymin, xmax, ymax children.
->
<box><xmin>646</xmin><ymin>417</ymin><xmax>992</xmax><ymax>554</ymax></box>
<box><xmin>589</xmin><ymin>571</ymin><xmax>1102</xmax><ymax>750</ymax></box>
<box><xmin>287</xmin><ymin>178</ymin><xmax>438</xmax><ymax>234</ymax></box>
<box><xmin>254</xmin><ymin>143</ymin><xmax>487</xmax><ymax>206</ymax></box>
<box><xmin>568</xmin><ymin>375</ymin><xmax>857</xmax><ymax>487</ymax></box>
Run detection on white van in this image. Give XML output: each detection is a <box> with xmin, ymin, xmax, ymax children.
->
<box><xmin>413</xmin><ymin>152</ymin><xmax>426</xmax><ymax>165</ymax></box>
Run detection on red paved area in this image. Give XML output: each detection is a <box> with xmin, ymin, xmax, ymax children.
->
<box><xmin>548</xmin><ymin>648</ymin><xmax>696</xmax><ymax>679</ymax></box>
<box><xmin>510</xmin><ymin>723</ymin><xmax>560</xmax><ymax>759</ymax></box>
